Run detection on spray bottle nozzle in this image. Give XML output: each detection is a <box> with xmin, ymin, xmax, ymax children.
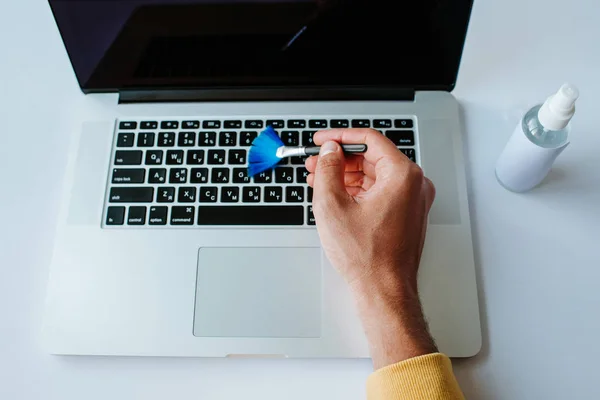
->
<box><xmin>538</xmin><ymin>82</ymin><xmax>579</xmax><ymax>131</ymax></box>
<box><xmin>551</xmin><ymin>83</ymin><xmax>580</xmax><ymax>113</ymax></box>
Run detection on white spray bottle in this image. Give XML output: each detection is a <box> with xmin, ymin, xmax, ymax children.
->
<box><xmin>496</xmin><ymin>83</ymin><xmax>579</xmax><ymax>192</ymax></box>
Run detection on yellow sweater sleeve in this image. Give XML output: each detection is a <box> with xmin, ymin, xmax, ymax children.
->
<box><xmin>366</xmin><ymin>353</ymin><xmax>464</xmax><ymax>400</ymax></box>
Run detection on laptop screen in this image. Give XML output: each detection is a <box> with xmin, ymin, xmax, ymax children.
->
<box><xmin>49</xmin><ymin>0</ymin><xmax>473</xmax><ymax>92</ymax></box>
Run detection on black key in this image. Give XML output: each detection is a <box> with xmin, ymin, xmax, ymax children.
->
<box><xmin>374</xmin><ymin>119</ymin><xmax>393</xmax><ymax>128</ymax></box>
<box><xmin>106</xmin><ymin>206</ymin><xmax>125</xmax><ymax>225</ymax></box>
<box><xmin>309</xmin><ymin>119</ymin><xmax>328</xmax><ymax>129</ymax></box>
<box><xmin>182</xmin><ymin>120</ymin><xmax>200</xmax><ymax>129</ymax></box>
<box><xmin>228</xmin><ymin>149</ymin><xmax>247</xmax><ymax>165</ymax></box>
<box><xmin>281</xmin><ymin>131</ymin><xmax>299</xmax><ymax>146</ymax></box>
<box><xmin>307</xmin><ymin>205</ymin><xmax>316</xmax><ymax>225</ymax></box>
<box><xmin>308</xmin><ymin>187</ymin><xmax>313</xmax><ymax>203</ymax></box>
<box><xmin>224</xmin><ymin>120</ymin><xmax>242</xmax><ymax>129</ymax></box>
<box><xmin>400</xmin><ymin>148</ymin><xmax>417</xmax><ymax>162</ymax></box>
<box><xmin>266</xmin><ymin>120</ymin><xmax>285</xmax><ymax>128</ymax></box>
<box><xmin>157</xmin><ymin>187</ymin><xmax>175</xmax><ymax>203</ymax></box>
<box><xmin>187</xmin><ymin>150</ymin><xmax>205</xmax><ymax>165</ymax></box>
<box><xmin>288</xmin><ymin>119</ymin><xmax>306</xmax><ymax>128</ymax></box>
<box><xmin>145</xmin><ymin>150</ymin><xmax>163</xmax><ymax>165</ymax></box>
<box><xmin>291</xmin><ymin>156</ymin><xmax>307</xmax><ymax>165</ymax></box>
<box><xmin>148</xmin><ymin>168</ymin><xmax>167</xmax><ymax>184</ymax></box>
<box><xmin>149</xmin><ymin>206</ymin><xmax>168</xmax><ymax>225</ymax></box>
<box><xmin>178</xmin><ymin>132</ymin><xmax>196</xmax><ymax>147</ymax></box>
<box><xmin>331</xmin><ymin>119</ymin><xmax>349</xmax><ymax>128</ymax></box>
<box><xmin>198</xmin><ymin>131</ymin><xmax>216</xmax><ymax>146</ymax></box>
<box><xmin>114</xmin><ymin>150</ymin><xmax>142</xmax><ymax>165</ymax></box>
<box><xmin>207</xmin><ymin>150</ymin><xmax>226</xmax><ymax>165</ymax></box>
<box><xmin>240</xmin><ymin>131</ymin><xmax>258</xmax><ymax>146</ymax></box>
<box><xmin>286</xmin><ymin>186</ymin><xmax>305</xmax><ymax>202</ymax></box>
<box><xmin>245</xmin><ymin>120</ymin><xmax>264</xmax><ymax>129</ymax></box>
<box><xmin>386</xmin><ymin>130</ymin><xmax>415</xmax><ymax>146</ymax></box>
<box><xmin>178</xmin><ymin>187</ymin><xmax>197</xmax><ymax>203</ymax></box>
<box><xmin>169</xmin><ymin>168</ymin><xmax>187</xmax><ymax>183</ymax></box>
<box><xmin>158</xmin><ymin>132</ymin><xmax>176</xmax><ymax>147</ymax></box>
<box><xmin>233</xmin><ymin>168</ymin><xmax>251</xmax><ymax>184</ymax></box>
<box><xmin>264</xmin><ymin>187</ymin><xmax>283</xmax><ymax>203</ymax></box>
<box><xmin>203</xmin><ymin>120</ymin><xmax>221</xmax><ymax>129</ymax></box>
<box><xmin>219</xmin><ymin>131</ymin><xmax>237</xmax><ymax>147</ymax></box>
<box><xmin>128</xmin><ymin>206</ymin><xmax>147</xmax><ymax>225</ymax></box>
<box><xmin>199</xmin><ymin>187</ymin><xmax>218</xmax><ymax>203</ymax></box>
<box><xmin>161</xmin><ymin>121</ymin><xmax>179</xmax><ymax>129</ymax></box>
<box><xmin>137</xmin><ymin>132</ymin><xmax>155</xmax><ymax>147</ymax></box>
<box><xmin>296</xmin><ymin>168</ymin><xmax>309</xmax><ymax>183</ymax></box>
<box><xmin>221</xmin><ymin>187</ymin><xmax>240</xmax><ymax>203</ymax></box>
<box><xmin>302</xmin><ymin>131</ymin><xmax>316</xmax><ymax>146</ymax></box>
<box><xmin>352</xmin><ymin>119</ymin><xmax>370</xmax><ymax>128</ymax></box>
<box><xmin>197</xmin><ymin>206</ymin><xmax>303</xmax><ymax>225</ymax></box>
<box><xmin>394</xmin><ymin>119</ymin><xmax>414</xmax><ymax>128</ymax></box>
<box><xmin>275</xmin><ymin>167</ymin><xmax>294</xmax><ymax>183</ymax></box>
<box><xmin>211</xmin><ymin>168</ymin><xmax>230</xmax><ymax>183</ymax></box>
<box><xmin>166</xmin><ymin>150</ymin><xmax>184</xmax><ymax>165</ymax></box>
<box><xmin>141</xmin><ymin>121</ymin><xmax>158</xmax><ymax>130</ymax></box>
<box><xmin>242</xmin><ymin>187</ymin><xmax>261</xmax><ymax>203</ymax></box>
<box><xmin>190</xmin><ymin>168</ymin><xmax>209</xmax><ymax>183</ymax></box>
<box><xmin>117</xmin><ymin>132</ymin><xmax>135</xmax><ymax>147</ymax></box>
<box><xmin>253</xmin><ymin>170</ymin><xmax>272</xmax><ymax>184</ymax></box>
<box><xmin>109</xmin><ymin>187</ymin><xmax>153</xmax><ymax>203</ymax></box>
<box><xmin>171</xmin><ymin>206</ymin><xmax>195</xmax><ymax>225</ymax></box>
<box><xmin>119</xmin><ymin>121</ymin><xmax>137</xmax><ymax>130</ymax></box>
<box><xmin>112</xmin><ymin>168</ymin><xmax>145</xmax><ymax>184</ymax></box>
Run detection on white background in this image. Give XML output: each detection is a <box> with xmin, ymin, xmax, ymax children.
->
<box><xmin>1</xmin><ymin>0</ymin><xmax>599</xmax><ymax>399</ymax></box>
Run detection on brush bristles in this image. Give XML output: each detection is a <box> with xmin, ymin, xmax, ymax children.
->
<box><xmin>248</xmin><ymin>126</ymin><xmax>285</xmax><ymax>176</ymax></box>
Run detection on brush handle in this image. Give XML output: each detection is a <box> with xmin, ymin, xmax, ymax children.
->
<box><xmin>304</xmin><ymin>144</ymin><xmax>367</xmax><ymax>156</ymax></box>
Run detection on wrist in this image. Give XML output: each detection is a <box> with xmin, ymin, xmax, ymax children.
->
<box><xmin>351</xmin><ymin>269</ymin><xmax>438</xmax><ymax>369</ymax></box>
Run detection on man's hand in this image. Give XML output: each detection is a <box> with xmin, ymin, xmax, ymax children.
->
<box><xmin>305</xmin><ymin>129</ymin><xmax>438</xmax><ymax>369</ymax></box>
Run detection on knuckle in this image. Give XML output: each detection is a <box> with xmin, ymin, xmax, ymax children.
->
<box><xmin>363</xmin><ymin>128</ymin><xmax>380</xmax><ymax>136</ymax></box>
<box><xmin>406</xmin><ymin>164</ymin><xmax>424</xmax><ymax>182</ymax></box>
<box><xmin>425</xmin><ymin>177</ymin><xmax>437</xmax><ymax>203</ymax></box>
<box><xmin>394</xmin><ymin>163</ymin><xmax>424</xmax><ymax>189</ymax></box>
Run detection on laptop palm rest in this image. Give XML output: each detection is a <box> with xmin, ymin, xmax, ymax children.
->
<box><xmin>193</xmin><ymin>247</ymin><xmax>322</xmax><ymax>338</ymax></box>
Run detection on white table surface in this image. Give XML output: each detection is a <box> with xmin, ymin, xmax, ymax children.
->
<box><xmin>1</xmin><ymin>0</ymin><xmax>599</xmax><ymax>398</ymax></box>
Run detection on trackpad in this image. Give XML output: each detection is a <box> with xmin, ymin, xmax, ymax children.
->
<box><xmin>193</xmin><ymin>247</ymin><xmax>322</xmax><ymax>338</ymax></box>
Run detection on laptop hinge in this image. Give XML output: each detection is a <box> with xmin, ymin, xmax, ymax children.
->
<box><xmin>118</xmin><ymin>86</ymin><xmax>415</xmax><ymax>103</ymax></box>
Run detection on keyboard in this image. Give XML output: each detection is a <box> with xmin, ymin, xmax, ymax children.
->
<box><xmin>103</xmin><ymin>116</ymin><xmax>418</xmax><ymax>228</ymax></box>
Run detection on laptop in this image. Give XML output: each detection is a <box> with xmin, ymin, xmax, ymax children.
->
<box><xmin>43</xmin><ymin>0</ymin><xmax>481</xmax><ymax>357</ymax></box>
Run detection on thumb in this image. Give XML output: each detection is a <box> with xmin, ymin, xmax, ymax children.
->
<box><xmin>314</xmin><ymin>141</ymin><xmax>350</xmax><ymax>204</ymax></box>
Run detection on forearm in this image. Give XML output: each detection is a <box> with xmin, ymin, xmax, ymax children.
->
<box><xmin>351</xmin><ymin>271</ymin><xmax>437</xmax><ymax>369</ymax></box>
<box><xmin>356</xmin><ymin>291</ymin><xmax>438</xmax><ymax>369</ymax></box>
<box><xmin>353</xmin><ymin>275</ymin><xmax>465</xmax><ymax>400</ymax></box>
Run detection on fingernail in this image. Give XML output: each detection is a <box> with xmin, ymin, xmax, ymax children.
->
<box><xmin>320</xmin><ymin>141</ymin><xmax>339</xmax><ymax>157</ymax></box>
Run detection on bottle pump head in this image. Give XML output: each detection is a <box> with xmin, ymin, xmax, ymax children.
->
<box><xmin>538</xmin><ymin>83</ymin><xmax>579</xmax><ymax>131</ymax></box>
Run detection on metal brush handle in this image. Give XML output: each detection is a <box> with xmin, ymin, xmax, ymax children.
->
<box><xmin>304</xmin><ymin>144</ymin><xmax>368</xmax><ymax>156</ymax></box>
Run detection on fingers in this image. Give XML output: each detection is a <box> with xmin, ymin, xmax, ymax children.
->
<box><xmin>313</xmin><ymin>141</ymin><xmax>353</xmax><ymax>206</ymax></box>
<box><xmin>307</xmin><ymin>172</ymin><xmax>375</xmax><ymax>191</ymax></box>
<box><xmin>343</xmin><ymin>172</ymin><xmax>376</xmax><ymax>190</ymax></box>
<box><xmin>305</xmin><ymin>154</ymin><xmax>377</xmax><ymax>180</ymax></box>
<box><xmin>313</xmin><ymin>128</ymin><xmax>407</xmax><ymax>167</ymax></box>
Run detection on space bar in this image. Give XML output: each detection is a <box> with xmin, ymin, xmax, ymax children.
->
<box><xmin>197</xmin><ymin>206</ymin><xmax>304</xmax><ymax>225</ymax></box>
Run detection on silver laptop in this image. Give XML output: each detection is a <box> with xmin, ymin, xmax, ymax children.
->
<box><xmin>44</xmin><ymin>0</ymin><xmax>481</xmax><ymax>357</ymax></box>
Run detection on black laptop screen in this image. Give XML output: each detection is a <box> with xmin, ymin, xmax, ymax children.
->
<box><xmin>48</xmin><ymin>0</ymin><xmax>473</xmax><ymax>92</ymax></box>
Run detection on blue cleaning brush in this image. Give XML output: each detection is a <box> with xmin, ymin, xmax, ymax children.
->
<box><xmin>248</xmin><ymin>126</ymin><xmax>368</xmax><ymax>177</ymax></box>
